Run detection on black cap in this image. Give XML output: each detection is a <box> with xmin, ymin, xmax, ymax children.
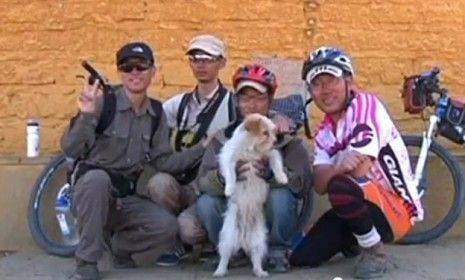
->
<box><xmin>116</xmin><ymin>42</ymin><xmax>154</xmax><ymax>66</ymax></box>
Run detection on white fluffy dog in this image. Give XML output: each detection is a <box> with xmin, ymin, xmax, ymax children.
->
<box><xmin>213</xmin><ymin>113</ymin><xmax>288</xmax><ymax>278</ymax></box>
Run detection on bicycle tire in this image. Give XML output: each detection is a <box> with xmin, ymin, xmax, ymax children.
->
<box><xmin>27</xmin><ymin>153</ymin><xmax>77</xmax><ymax>257</ymax></box>
<box><xmin>398</xmin><ymin>135</ymin><xmax>465</xmax><ymax>244</ymax></box>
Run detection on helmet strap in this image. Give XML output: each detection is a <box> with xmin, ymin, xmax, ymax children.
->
<box><xmin>336</xmin><ymin>80</ymin><xmax>354</xmax><ymax>114</ymax></box>
<box><xmin>344</xmin><ymin>80</ymin><xmax>354</xmax><ymax>109</ymax></box>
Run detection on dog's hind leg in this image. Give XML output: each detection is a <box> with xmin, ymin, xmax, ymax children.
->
<box><xmin>213</xmin><ymin>204</ymin><xmax>239</xmax><ymax>277</ymax></box>
<box><xmin>248</xmin><ymin>224</ymin><xmax>269</xmax><ymax>278</ymax></box>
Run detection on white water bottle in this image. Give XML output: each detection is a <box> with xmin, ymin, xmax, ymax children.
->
<box><xmin>27</xmin><ymin>118</ymin><xmax>40</xmax><ymax>158</ymax></box>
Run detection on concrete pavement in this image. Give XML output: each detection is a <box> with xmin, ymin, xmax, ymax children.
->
<box><xmin>1</xmin><ymin>237</ymin><xmax>465</xmax><ymax>280</ymax></box>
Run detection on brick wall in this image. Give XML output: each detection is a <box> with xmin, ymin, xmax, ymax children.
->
<box><xmin>1</xmin><ymin>0</ymin><xmax>464</xmax><ymax>154</ymax></box>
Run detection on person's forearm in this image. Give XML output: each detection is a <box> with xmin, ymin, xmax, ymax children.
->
<box><xmin>314</xmin><ymin>156</ymin><xmax>373</xmax><ymax>195</ymax></box>
<box><xmin>349</xmin><ymin>156</ymin><xmax>373</xmax><ymax>178</ymax></box>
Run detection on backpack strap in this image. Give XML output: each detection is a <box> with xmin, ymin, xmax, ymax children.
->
<box><xmin>95</xmin><ymin>91</ymin><xmax>117</xmax><ymax>134</ymax></box>
<box><xmin>227</xmin><ymin>91</ymin><xmax>235</xmax><ymax>122</ymax></box>
<box><xmin>191</xmin><ymin>85</ymin><xmax>228</xmax><ymax>144</ymax></box>
<box><xmin>148</xmin><ymin>98</ymin><xmax>163</xmax><ymax>148</ymax></box>
<box><xmin>176</xmin><ymin>93</ymin><xmax>191</xmax><ymax>128</ymax></box>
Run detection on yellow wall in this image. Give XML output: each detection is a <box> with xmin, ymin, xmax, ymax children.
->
<box><xmin>1</xmin><ymin>0</ymin><xmax>465</xmax><ymax>154</ymax></box>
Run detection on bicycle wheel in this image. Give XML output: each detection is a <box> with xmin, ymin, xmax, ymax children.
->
<box><xmin>27</xmin><ymin>153</ymin><xmax>78</xmax><ymax>257</ymax></box>
<box><xmin>397</xmin><ymin>135</ymin><xmax>465</xmax><ymax>244</ymax></box>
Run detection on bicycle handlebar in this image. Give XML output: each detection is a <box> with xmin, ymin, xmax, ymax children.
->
<box><xmin>412</xmin><ymin>66</ymin><xmax>447</xmax><ymax>101</ymax></box>
<box><xmin>419</xmin><ymin>66</ymin><xmax>440</xmax><ymax>80</ymax></box>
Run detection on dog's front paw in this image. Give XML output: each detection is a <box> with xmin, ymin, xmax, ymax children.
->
<box><xmin>274</xmin><ymin>172</ymin><xmax>288</xmax><ymax>185</ymax></box>
<box><xmin>224</xmin><ymin>184</ymin><xmax>234</xmax><ymax>197</ymax></box>
<box><xmin>253</xmin><ymin>268</ymin><xmax>269</xmax><ymax>278</ymax></box>
<box><xmin>213</xmin><ymin>267</ymin><xmax>228</xmax><ymax>277</ymax></box>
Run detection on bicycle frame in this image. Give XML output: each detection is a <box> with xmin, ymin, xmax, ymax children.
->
<box><xmin>406</xmin><ymin>67</ymin><xmax>451</xmax><ymax>198</ymax></box>
<box><xmin>413</xmin><ymin>114</ymin><xmax>439</xmax><ymax>197</ymax></box>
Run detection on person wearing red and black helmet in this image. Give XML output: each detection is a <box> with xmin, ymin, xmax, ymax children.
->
<box><xmin>195</xmin><ymin>64</ymin><xmax>312</xmax><ymax>273</ymax></box>
<box><xmin>232</xmin><ymin>64</ymin><xmax>278</xmax><ymax>113</ymax></box>
<box><xmin>288</xmin><ymin>46</ymin><xmax>422</xmax><ymax>279</ymax></box>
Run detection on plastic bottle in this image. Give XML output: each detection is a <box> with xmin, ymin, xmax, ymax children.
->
<box><xmin>26</xmin><ymin>118</ymin><xmax>40</xmax><ymax>158</ymax></box>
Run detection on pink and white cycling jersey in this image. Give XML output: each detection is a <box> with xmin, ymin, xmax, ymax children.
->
<box><xmin>313</xmin><ymin>91</ymin><xmax>424</xmax><ymax>222</ymax></box>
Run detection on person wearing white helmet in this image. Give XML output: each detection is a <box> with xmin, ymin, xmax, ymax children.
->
<box><xmin>288</xmin><ymin>46</ymin><xmax>423</xmax><ymax>279</ymax></box>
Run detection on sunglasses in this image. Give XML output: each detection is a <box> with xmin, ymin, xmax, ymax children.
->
<box><xmin>117</xmin><ymin>62</ymin><xmax>152</xmax><ymax>73</ymax></box>
<box><xmin>188</xmin><ymin>54</ymin><xmax>220</xmax><ymax>64</ymax></box>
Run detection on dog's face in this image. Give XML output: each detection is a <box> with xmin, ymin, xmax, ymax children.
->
<box><xmin>243</xmin><ymin>113</ymin><xmax>277</xmax><ymax>152</ymax></box>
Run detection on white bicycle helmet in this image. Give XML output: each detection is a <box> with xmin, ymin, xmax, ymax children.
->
<box><xmin>302</xmin><ymin>46</ymin><xmax>354</xmax><ymax>84</ymax></box>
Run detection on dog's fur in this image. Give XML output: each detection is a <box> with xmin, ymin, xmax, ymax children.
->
<box><xmin>213</xmin><ymin>113</ymin><xmax>288</xmax><ymax>278</ymax></box>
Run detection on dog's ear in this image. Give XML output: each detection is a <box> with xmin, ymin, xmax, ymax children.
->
<box><xmin>244</xmin><ymin>114</ymin><xmax>262</xmax><ymax>134</ymax></box>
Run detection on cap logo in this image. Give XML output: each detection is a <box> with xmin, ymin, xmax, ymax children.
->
<box><xmin>132</xmin><ymin>46</ymin><xmax>144</xmax><ymax>53</ymax></box>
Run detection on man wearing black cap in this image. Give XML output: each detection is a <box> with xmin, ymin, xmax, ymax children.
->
<box><xmin>61</xmin><ymin>41</ymin><xmax>209</xmax><ymax>280</ymax></box>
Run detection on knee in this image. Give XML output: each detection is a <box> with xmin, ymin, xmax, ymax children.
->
<box><xmin>74</xmin><ymin>169</ymin><xmax>111</xmax><ymax>196</ymax></box>
<box><xmin>267</xmin><ymin>188</ymin><xmax>297</xmax><ymax>219</ymax></box>
<box><xmin>147</xmin><ymin>173</ymin><xmax>179</xmax><ymax>201</ymax></box>
<box><xmin>268</xmin><ymin>188</ymin><xmax>296</xmax><ymax>205</ymax></box>
<box><xmin>196</xmin><ymin>194</ymin><xmax>224</xmax><ymax>223</ymax></box>
<box><xmin>327</xmin><ymin>175</ymin><xmax>364</xmax><ymax>206</ymax></box>
<box><xmin>178</xmin><ymin>210</ymin><xmax>207</xmax><ymax>245</ymax></box>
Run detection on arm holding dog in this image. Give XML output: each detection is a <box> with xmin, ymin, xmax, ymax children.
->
<box><xmin>195</xmin><ymin>134</ymin><xmax>257</xmax><ymax>195</ymax></box>
<box><xmin>196</xmin><ymin>134</ymin><xmax>312</xmax><ymax>198</ymax></box>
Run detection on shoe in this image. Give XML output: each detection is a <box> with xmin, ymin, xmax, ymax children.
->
<box><xmin>264</xmin><ymin>250</ymin><xmax>290</xmax><ymax>273</ymax></box>
<box><xmin>202</xmin><ymin>250</ymin><xmax>249</xmax><ymax>271</ymax></box>
<box><xmin>156</xmin><ymin>244</ymin><xmax>192</xmax><ymax>267</ymax></box>
<box><xmin>199</xmin><ymin>243</ymin><xmax>217</xmax><ymax>262</ymax></box>
<box><xmin>71</xmin><ymin>258</ymin><xmax>100</xmax><ymax>280</ymax></box>
<box><xmin>199</xmin><ymin>250</ymin><xmax>217</xmax><ymax>263</ymax></box>
<box><xmin>354</xmin><ymin>242</ymin><xmax>387</xmax><ymax>279</ymax></box>
<box><xmin>342</xmin><ymin>243</ymin><xmax>361</xmax><ymax>258</ymax></box>
<box><xmin>112</xmin><ymin>253</ymin><xmax>136</xmax><ymax>269</ymax></box>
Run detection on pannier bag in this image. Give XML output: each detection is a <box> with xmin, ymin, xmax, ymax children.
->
<box><xmin>402</xmin><ymin>75</ymin><xmax>428</xmax><ymax>114</ymax></box>
<box><xmin>438</xmin><ymin>98</ymin><xmax>465</xmax><ymax>144</ymax></box>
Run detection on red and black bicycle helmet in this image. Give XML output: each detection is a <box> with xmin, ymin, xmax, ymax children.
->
<box><xmin>232</xmin><ymin>64</ymin><xmax>278</xmax><ymax>96</ymax></box>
